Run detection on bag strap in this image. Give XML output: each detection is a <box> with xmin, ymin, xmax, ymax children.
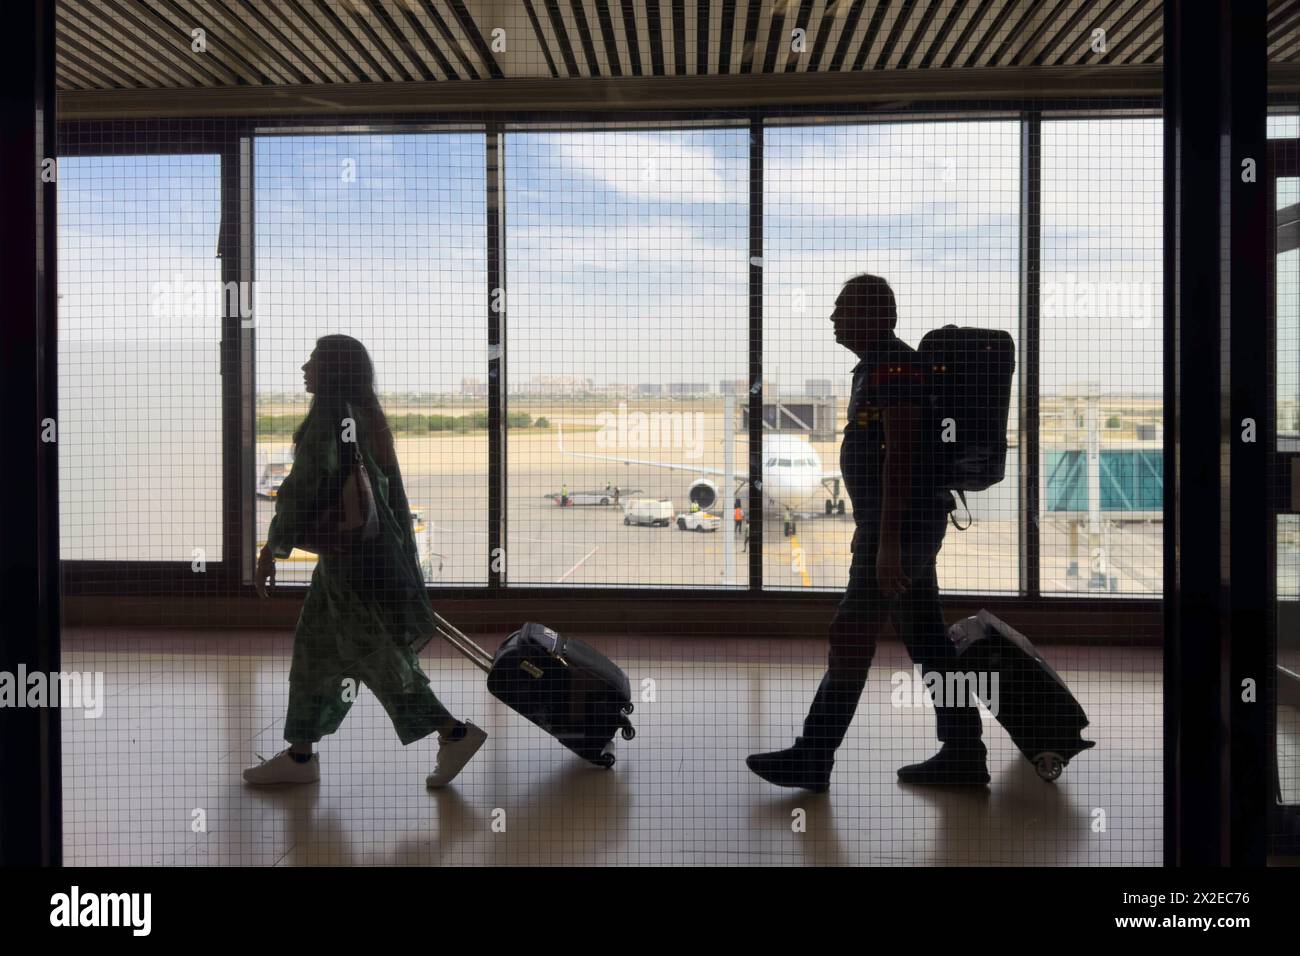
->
<box><xmin>949</xmin><ymin>489</ymin><xmax>972</xmax><ymax>531</ymax></box>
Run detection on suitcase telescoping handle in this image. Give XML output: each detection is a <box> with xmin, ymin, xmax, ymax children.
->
<box><xmin>430</xmin><ymin>610</ymin><xmax>494</xmax><ymax>674</ymax></box>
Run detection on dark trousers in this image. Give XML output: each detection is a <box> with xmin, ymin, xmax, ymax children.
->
<box><xmin>800</xmin><ymin>492</ymin><xmax>982</xmax><ymax>756</ymax></box>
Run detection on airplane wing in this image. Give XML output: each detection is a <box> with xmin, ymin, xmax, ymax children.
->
<box><xmin>557</xmin><ymin>422</ymin><xmax>725</xmax><ymax>477</ymax></box>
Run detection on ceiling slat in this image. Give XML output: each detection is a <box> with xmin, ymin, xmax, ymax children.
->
<box><xmin>738</xmin><ymin>0</ymin><xmax>762</xmax><ymax>73</ymax></box>
<box><xmin>747</xmin><ymin>0</ymin><xmax>779</xmax><ymax>74</ymax></box>
<box><xmin>760</xmin><ymin>0</ymin><xmax>788</xmax><ymax>73</ymax></box>
<box><xmin>592</xmin><ymin>0</ymin><xmax>624</xmax><ymax>76</ymax></box>
<box><xmin>540</xmin><ymin>0</ymin><xmax>582</xmax><ymax>76</ymax></box>
<box><xmin>233</xmin><ymin>0</ymin><xmax>337</xmax><ymax>83</ymax></box>
<box><xmin>71</xmin><ymin>1</ymin><xmax>192</xmax><ymax>88</ymax></box>
<box><xmin>56</xmin><ymin>10</ymin><xmax>169</xmax><ymax>88</ymax></box>
<box><xmin>696</xmin><ymin>0</ymin><xmax>711</xmax><ymax>74</ymax></box>
<box><xmin>716</xmin><ymin>0</ymin><xmax>740</xmax><ymax>74</ymax></box>
<box><xmin>988</xmin><ymin>0</ymin><xmax>1047</xmax><ymax>67</ymax></box>
<box><xmin>849</xmin><ymin>0</ymin><xmax>894</xmax><ymax>71</ymax></box>
<box><xmin>1096</xmin><ymin>1</ymin><xmax>1161</xmax><ymax>65</ymax></box>
<box><xmin>1127</xmin><ymin>22</ymin><xmax>1162</xmax><ymax>65</ymax></box>
<box><xmin>567</xmin><ymin>0</ymin><xmax>607</xmax><ymax>76</ymax></box>
<box><xmin>276</xmin><ymin>0</ymin><xmax>368</xmax><ymax>82</ymax></box>
<box><xmin>56</xmin><ymin>27</ymin><xmax>138</xmax><ymax>89</ymax></box>
<box><xmin>645</xmin><ymin>0</ymin><xmax>667</xmax><ymax>75</ymax></box>
<box><xmin>207</xmin><ymin>0</ymin><xmax>319</xmax><ymax>83</ymax></box>
<box><xmin>389</xmin><ymin>1</ymin><xmax>461</xmax><ymax>80</ymax></box>
<box><xmin>337</xmin><ymin>0</ymin><xmax>418</xmax><ymax>82</ymax></box>
<box><xmin>522</xmin><ymin>0</ymin><xmax>564</xmax><ymax>77</ymax></box>
<box><xmin>615</xmin><ymin>0</ymin><xmax>644</xmax><ymax>75</ymax></box>
<box><xmin>368</xmin><ymin>0</ymin><xmax>439</xmax><ymax>81</ymax></box>
<box><xmin>824</xmin><ymin>0</ymin><xmax>867</xmax><ymax>71</ymax></box>
<box><xmin>669</xmin><ymin>0</ymin><xmax>688</xmax><ymax>75</ymax></box>
<box><xmin>90</xmin><ymin>0</ymin><xmax>222</xmax><ymax>87</ymax></box>
<box><xmin>937</xmin><ymin>0</ymin><xmax>994</xmax><ymax>69</ymax></box>
<box><xmin>1116</xmin><ymin>8</ymin><xmax>1163</xmax><ymax>64</ymax></box>
<box><xmin>1028</xmin><ymin>0</ymin><xmax>1095</xmax><ymax>67</ymax></box>
<box><xmin>168</xmin><ymin>0</ymin><xmax>292</xmax><ymax>84</ymax></box>
<box><xmin>54</xmin><ymin>1</ymin><xmax>1300</xmax><ymax>95</ymax></box>
<box><xmin>1071</xmin><ymin>0</ymin><xmax>1142</xmax><ymax>65</ymax></box>
<box><xmin>442</xmin><ymin>0</ymin><xmax>503</xmax><ymax>79</ymax></box>
<box><xmin>304</xmin><ymin>0</ymin><xmax>396</xmax><ymax>82</ymax></box>
<box><xmin>877</xmin><ymin>0</ymin><xmax>925</xmax><ymax>70</ymax></box>
<box><xmin>250</xmin><ymin>0</ymin><xmax>348</xmax><ymax>83</ymax></box>
<box><xmin>804</xmin><ymin>0</ymin><xmax>842</xmax><ymax>72</ymax></box>
<box><xmin>895</xmin><ymin>0</ymin><xmax>948</xmax><ymax>70</ymax></box>
<box><xmin>963</xmin><ymin>0</ymin><xmax>1021</xmax><ymax>69</ymax></box>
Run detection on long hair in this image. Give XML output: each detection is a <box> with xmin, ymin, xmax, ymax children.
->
<box><xmin>293</xmin><ymin>334</ymin><xmax>391</xmax><ymax>457</ymax></box>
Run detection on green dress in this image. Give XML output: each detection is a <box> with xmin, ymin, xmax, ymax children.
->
<box><xmin>267</xmin><ymin>398</ymin><xmax>453</xmax><ymax>745</ymax></box>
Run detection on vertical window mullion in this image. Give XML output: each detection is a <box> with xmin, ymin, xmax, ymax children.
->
<box><xmin>749</xmin><ymin>114</ymin><xmax>764</xmax><ymax>591</ymax></box>
<box><xmin>1021</xmin><ymin>110</ymin><xmax>1042</xmax><ymax>599</ymax></box>
<box><xmin>488</xmin><ymin>125</ymin><xmax>506</xmax><ymax>588</ymax></box>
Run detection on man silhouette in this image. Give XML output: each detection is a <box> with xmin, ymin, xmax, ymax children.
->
<box><xmin>746</xmin><ymin>274</ymin><xmax>987</xmax><ymax>791</ymax></box>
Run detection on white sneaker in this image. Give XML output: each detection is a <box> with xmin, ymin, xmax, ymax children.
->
<box><xmin>426</xmin><ymin>721</ymin><xmax>488</xmax><ymax>789</ymax></box>
<box><xmin>243</xmin><ymin>749</ymin><xmax>320</xmax><ymax>786</ymax></box>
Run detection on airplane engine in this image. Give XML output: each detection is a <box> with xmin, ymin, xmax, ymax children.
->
<box><xmin>687</xmin><ymin>478</ymin><xmax>718</xmax><ymax>509</ymax></box>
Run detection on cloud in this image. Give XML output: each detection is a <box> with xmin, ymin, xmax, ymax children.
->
<box><xmin>764</xmin><ymin>121</ymin><xmax>1021</xmax><ymax>220</ymax></box>
<box><xmin>525</xmin><ymin>129</ymin><xmax>745</xmax><ymax>205</ymax></box>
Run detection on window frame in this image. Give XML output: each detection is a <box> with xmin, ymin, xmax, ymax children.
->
<box><xmin>56</xmin><ymin>103</ymin><xmax>1176</xmax><ymax>628</ymax></box>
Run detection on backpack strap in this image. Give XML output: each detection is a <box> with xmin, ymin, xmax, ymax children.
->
<box><xmin>948</xmin><ymin>490</ymin><xmax>972</xmax><ymax>531</ymax></box>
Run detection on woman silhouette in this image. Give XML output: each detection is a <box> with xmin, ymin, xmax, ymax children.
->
<box><xmin>246</xmin><ymin>334</ymin><xmax>486</xmax><ymax>788</ymax></box>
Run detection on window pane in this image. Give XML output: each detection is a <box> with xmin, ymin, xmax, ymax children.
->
<box><xmin>254</xmin><ymin>133</ymin><xmax>487</xmax><ymax>584</ymax></box>
<box><xmin>505</xmin><ymin>127</ymin><xmax>748</xmax><ymax>587</ymax></box>
<box><xmin>1041</xmin><ymin>118</ymin><xmax>1163</xmax><ymax>597</ymax></box>
<box><xmin>57</xmin><ymin>154</ymin><xmax>223</xmax><ymax>561</ymax></box>
<box><xmin>763</xmin><ymin>121</ymin><xmax>1021</xmax><ymax>592</ymax></box>
<box><xmin>1269</xmin><ymin>113</ymin><xmax>1300</xmax><ymax>139</ymax></box>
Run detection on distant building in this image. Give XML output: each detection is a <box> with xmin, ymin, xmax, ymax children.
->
<box><xmin>461</xmin><ymin>377</ymin><xmax>487</xmax><ymax>398</ymax></box>
<box><xmin>667</xmin><ymin>382</ymin><xmax>710</xmax><ymax>396</ymax></box>
<box><xmin>512</xmin><ymin>375</ymin><xmax>594</xmax><ymax>396</ymax></box>
<box><xmin>718</xmin><ymin>379</ymin><xmax>749</xmax><ymax>396</ymax></box>
<box><xmin>805</xmin><ymin>378</ymin><xmax>834</xmax><ymax>399</ymax></box>
<box><xmin>636</xmin><ymin>383</ymin><xmax>663</xmax><ymax>396</ymax></box>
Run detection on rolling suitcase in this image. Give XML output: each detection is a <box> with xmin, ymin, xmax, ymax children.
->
<box><xmin>947</xmin><ymin>610</ymin><xmax>1095</xmax><ymax>781</ymax></box>
<box><xmin>430</xmin><ymin>613</ymin><xmax>636</xmax><ymax>768</ymax></box>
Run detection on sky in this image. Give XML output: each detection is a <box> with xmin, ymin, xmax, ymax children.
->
<box><xmin>57</xmin><ymin>117</ymin><xmax>1167</xmax><ymax>399</ymax></box>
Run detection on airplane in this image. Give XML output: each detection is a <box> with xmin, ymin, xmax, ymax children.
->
<box><xmin>557</xmin><ymin>423</ymin><xmax>846</xmax><ymax>536</ymax></box>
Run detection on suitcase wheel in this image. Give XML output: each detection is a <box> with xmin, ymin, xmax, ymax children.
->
<box><xmin>597</xmin><ymin>752</ymin><xmax>616</xmax><ymax>769</ymax></box>
<box><xmin>620</xmin><ymin>724</ymin><xmax>636</xmax><ymax>741</ymax></box>
<box><xmin>1033</xmin><ymin>752</ymin><xmax>1065</xmax><ymax>782</ymax></box>
<box><xmin>620</xmin><ymin>702</ymin><xmax>634</xmax><ymax>716</ymax></box>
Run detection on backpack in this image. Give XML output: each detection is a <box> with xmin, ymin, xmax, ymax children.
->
<box><xmin>919</xmin><ymin>325</ymin><xmax>1016</xmax><ymax>528</ymax></box>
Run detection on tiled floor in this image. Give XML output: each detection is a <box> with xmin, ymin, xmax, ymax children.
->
<box><xmin>60</xmin><ymin>628</ymin><xmax>1163</xmax><ymax>866</ymax></box>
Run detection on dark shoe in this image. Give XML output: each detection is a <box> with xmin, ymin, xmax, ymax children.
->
<box><xmin>746</xmin><ymin>745</ymin><xmax>833</xmax><ymax>793</ymax></box>
<box><xmin>897</xmin><ymin>741</ymin><xmax>990</xmax><ymax>787</ymax></box>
